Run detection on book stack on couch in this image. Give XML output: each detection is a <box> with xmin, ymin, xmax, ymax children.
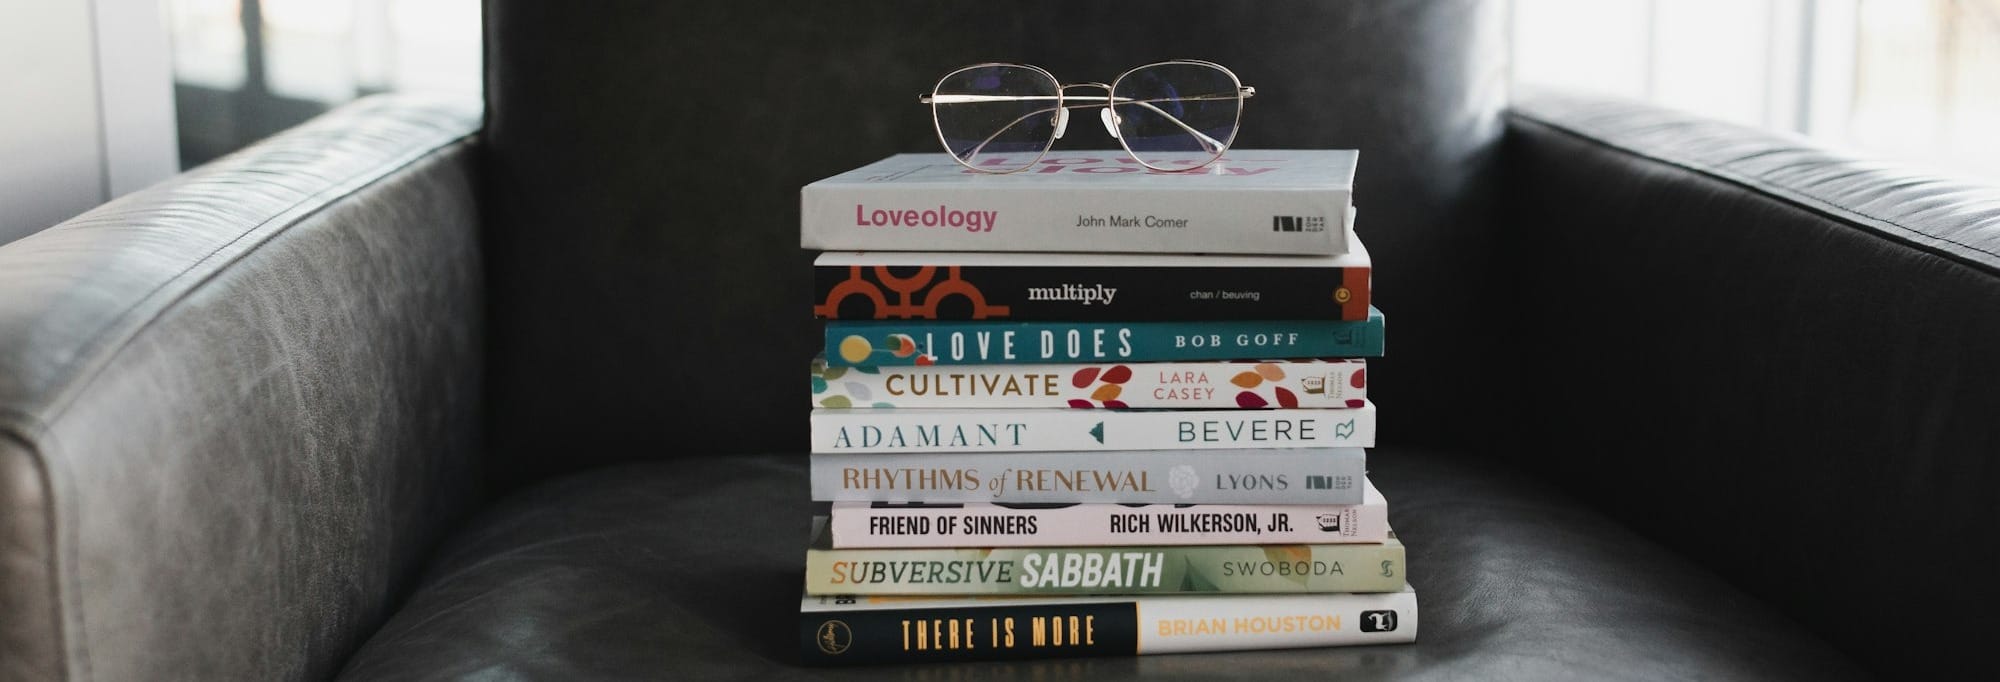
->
<box><xmin>794</xmin><ymin>151</ymin><xmax>1412</xmax><ymax>664</ymax></box>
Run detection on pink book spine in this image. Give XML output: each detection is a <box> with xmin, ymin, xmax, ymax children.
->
<box><xmin>829</xmin><ymin>480</ymin><xmax>1388</xmax><ymax>548</ymax></box>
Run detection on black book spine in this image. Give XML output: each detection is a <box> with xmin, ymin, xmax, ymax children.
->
<box><xmin>813</xmin><ymin>264</ymin><xmax>1370</xmax><ymax>321</ymax></box>
<box><xmin>799</xmin><ymin>599</ymin><xmax>1139</xmax><ymax>666</ymax></box>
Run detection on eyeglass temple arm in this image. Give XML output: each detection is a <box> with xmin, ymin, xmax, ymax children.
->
<box><xmin>925</xmin><ymin>91</ymin><xmax>1246</xmax><ymax>160</ymax></box>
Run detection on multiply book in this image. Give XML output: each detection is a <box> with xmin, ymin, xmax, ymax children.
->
<box><xmin>810</xmin><ymin>404</ymin><xmax>1376</xmax><ymax>453</ymax></box>
<box><xmin>798</xmin><ymin>588</ymin><xmax>1418</xmax><ymax>665</ymax></box>
<box><xmin>811</xmin><ymin>358</ymin><xmax>1366</xmax><ymax>409</ymax></box>
<box><xmin>829</xmin><ymin>478</ymin><xmax>1388</xmax><ymax>548</ymax></box>
<box><xmin>800</xmin><ymin>151</ymin><xmax>1357</xmax><ymax>255</ymax></box>
<box><xmin>812</xmin><ymin>244</ymin><xmax>1370</xmax><ymax>322</ymax></box>
<box><xmin>804</xmin><ymin>518</ymin><xmax>1405</xmax><ymax>596</ymax></box>
<box><xmin>824</xmin><ymin>308</ymin><xmax>1384</xmax><ymax>367</ymax></box>
<box><xmin>811</xmin><ymin>448</ymin><xmax>1367</xmax><ymax>504</ymax></box>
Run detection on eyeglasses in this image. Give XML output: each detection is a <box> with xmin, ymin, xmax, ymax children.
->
<box><xmin>919</xmin><ymin>60</ymin><xmax>1256</xmax><ymax>174</ymax></box>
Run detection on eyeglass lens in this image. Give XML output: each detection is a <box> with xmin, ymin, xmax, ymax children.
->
<box><xmin>932</xmin><ymin>65</ymin><xmax>1062</xmax><ymax>172</ymax></box>
<box><xmin>1111</xmin><ymin>62</ymin><xmax>1243</xmax><ymax>169</ymax></box>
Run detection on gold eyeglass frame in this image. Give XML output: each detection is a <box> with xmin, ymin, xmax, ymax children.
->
<box><xmin>919</xmin><ymin>60</ymin><xmax>1256</xmax><ymax>173</ymax></box>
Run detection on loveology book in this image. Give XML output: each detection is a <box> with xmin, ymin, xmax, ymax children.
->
<box><xmin>811</xmin><ymin>243</ymin><xmax>1371</xmax><ymax>322</ymax></box>
<box><xmin>824</xmin><ymin>308</ymin><xmax>1384</xmax><ymax>367</ymax></box>
<box><xmin>811</xmin><ymin>358</ymin><xmax>1367</xmax><ymax>409</ymax></box>
<box><xmin>811</xmin><ymin>448</ymin><xmax>1368</xmax><ymax>504</ymax></box>
<box><xmin>798</xmin><ymin>588</ymin><xmax>1417</xmax><ymax>665</ymax></box>
<box><xmin>811</xmin><ymin>404</ymin><xmax>1376</xmax><ymax>453</ymax></box>
<box><xmin>829</xmin><ymin>478</ymin><xmax>1389</xmax><ymax>548</ymax></box>
<box><xmin>800</xmin><ymin>151</ymin><xmax>1357</xmax><ymax>255</ymax></box>
<box><xmin>804</xmin><ymin>518</ymin><xmax>1406</xmax><ymax>596</ymax></box>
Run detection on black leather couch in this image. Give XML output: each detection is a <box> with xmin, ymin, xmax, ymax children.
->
<box><xmin>4</xmin><ymin>2</ymin><xmax>1994</xmax><ymax>679</ymax></box>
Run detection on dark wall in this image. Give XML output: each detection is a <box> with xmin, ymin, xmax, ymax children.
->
<box><xmin>482</xmin><ymin>1</ymin><xmax>1507</xmax><ymax>483</ymax></box>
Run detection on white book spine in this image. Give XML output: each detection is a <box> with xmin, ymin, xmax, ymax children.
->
<box><xmin>801</xmin><ymin>186</ymin><xmax>1350</xmax><ymax>255</ymax></box>
<box><xmin>810</xmin><ymin>449</ymin><xmax>1367</xmax><ymax>504</ymax></box>
<box><xmin>810</xmin><ymin>403</ymin><xmax>1376</xmax><ymax>453</ymax></box>
<box><xmin>829</xmin><ymin>479</ymin><xmax>1388</xmax><ymax>548</ymax></box>
<box><xmin>811</xmin><ymin>359</ymin><xmax>1368</xmax><ymax>409</ymax></box>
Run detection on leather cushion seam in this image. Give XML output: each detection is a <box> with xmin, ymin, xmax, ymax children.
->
<box><xmin>1505</xmin><ymin>109</ymin><xmax>2000</xmax><ymax>276</ymax></box>
<box><xmin>31</xmin><ymin>131</ymin><xmax>476</xmax><ymax>427</ymax></box>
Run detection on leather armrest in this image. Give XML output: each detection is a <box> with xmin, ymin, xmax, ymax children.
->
<box><xmin>1503</xmin><ymin>88</ymin><xmax>2000</xmax><ymax>679</ymax></box>
<box><xmin>0</xmin><ymin>95</ymin><xmax>483</xmax><ymax>681</ymax></box>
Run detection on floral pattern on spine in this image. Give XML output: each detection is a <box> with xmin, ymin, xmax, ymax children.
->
<box><xmin>1226</xmin><ymin>363</ymin><xmax>1301</xmax><ymax>408</ymax></box>
<box><xmin>1069</xmin><ymin>365</ymin><xmax>1134</xmax><ymax>408</ymax></box>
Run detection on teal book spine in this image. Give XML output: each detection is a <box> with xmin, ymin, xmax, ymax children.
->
<box><xmin>824</xmin><ymin>308</ymin><xmax>1384</xmax><ymax>367</ymax></box>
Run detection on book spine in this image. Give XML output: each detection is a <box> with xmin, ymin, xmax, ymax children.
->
<box><xmin>829</xmin><ymin>498</ymin><xmax>1389</xmax><ymax>548</ymax></box>
<box><xmin>810</xmin><ymin>405</ymin><xmax>1376</xmax><ymax>453</ymax></box>
<box><xmin>811</xmin><ymin>358</ymin><xmax>1367</xmax><ymax>409</ymax></box>
<box><xmin>810</xmin><ymin>449</ymin><xmax>1366</xmax><ymax>504</ymax></box>
<box><xmin>801</xmin><ymin>184</ymin><xmax>1351</xmax><ymax>255</ymax></box>
<box><xmin>823</xmin><ymin>313</ymin><xmax>1384</xmax><ymax>367</ymax></box>
<box><xmin>804</xmin><ymin>537</ymin><xmax>1407</xmax><ymax>596</ymax></box>
<box><xmin>798</xmin><ymin>590</ymin><xmax>1417</xmax><ymax>665</ymax></box>
<box><xmin>812</xmin><ymin>262</ymin><xmax>1370</xmax><ymax>321</ymax></box>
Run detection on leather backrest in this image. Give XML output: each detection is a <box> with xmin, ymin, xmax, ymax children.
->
<box><xmin>481</xmin><ymin>0</ymin><xmax>1508</xmax><ymax>477</ymax></box>
<box><xmin>1505</xmin><ymin>89</ymin><xmax>2000</xmax><ymax>679</ymax></box>
<box><xmin>0</xmin><ymin>96</ymin><xmax>482</xmax><ymax>681</ymax></box>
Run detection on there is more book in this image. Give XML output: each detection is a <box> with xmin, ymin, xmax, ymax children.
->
<box><xmin>800</xmin><ymin>151</ymin><xmax>1358</xmax><ymax>255</ymax></box>
<box><xmin>799</xmin><ymin>588</ymin><xmax>1417</xmax><ymax>665</ymax></box>
<box><xmin>810</xmin><ymin>404</ymin><xmax>1377</xmax><ymax>453</ymax></box>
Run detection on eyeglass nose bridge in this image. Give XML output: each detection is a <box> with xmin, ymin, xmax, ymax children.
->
<box><xmin>1060</xmin><ymin>83</ymin><xmax>1122</xmax><ymax>138</ymax></box>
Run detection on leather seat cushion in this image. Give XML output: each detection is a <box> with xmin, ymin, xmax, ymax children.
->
<box><xmin>336</xmin><ymin>451</ymin><xmax>1865</xmax><ymax>680</ymax></box>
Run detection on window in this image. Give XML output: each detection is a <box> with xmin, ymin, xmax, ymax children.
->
<box><xmin>165</xmin><ymin>0</ymin><xmax>480</xmax><ymax>167</ymax></box>
<box><xmin>1512</xmin><ymin>0</ymin><xmax>2000</xmax><ymax>179</ymax></box>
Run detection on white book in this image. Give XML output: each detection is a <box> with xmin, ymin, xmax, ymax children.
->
<box><xmin>829</xmin><ymin>477</ymin><xmax>1389</xmax><ymax>547</ymax></box>
<box><xmin>810</xmin><ymin>403</ymin><xmax>1377</xmax><ymax>453</ymax></box>
<box><xmin>800</xmin><ymin>151</ymin><xmax>1357</xmax><ymax>255</ymax></box>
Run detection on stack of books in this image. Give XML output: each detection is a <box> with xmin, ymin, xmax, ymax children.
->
<box><xmin>794</xmin><ymin>151</ymin><xmax>1414</xmax><ymax>665</ymax></box>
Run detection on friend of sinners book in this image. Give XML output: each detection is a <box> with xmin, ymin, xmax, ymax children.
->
<box><xmin>810</xmin><ymin>404</ymin><xmax>1376</xmax><ymax>453</ymax></box>
<box><xmin>828</xmin><ymin>477</ymin><xmax>1389</xmax><ymax>548</ymax></box>
<box><xmin>803</xmin><ymin>518</ymin><xmax>1405</xmax><ymax>596</ymax></box>
<box><xmin>812</xmin><ymin>238</ymin><xmax>1369</xmax><ymax>323</ymax></box>
<box><xmin>799</xmin><ymin>588</ymin><xmax>1416</xmax><ymax>664</ymax></box>
<box><xmin>823</xmin><ymin>308</ymin><xmax>1383</xmax><ymax>367</ymax></box>
<box><xmin>811</xmin><ymin>448</ymin><xmax>1368</xmax><ymax>505</ymax></box>
<box><xmin>801</xmin><ymin>151</ymin><xmax>1357</xmax><ymax>255</ymax></box>
<box><xmin>811</xmin><ymin>358</ymin><xmax>1366</xmax><ymax>409</ymax></box>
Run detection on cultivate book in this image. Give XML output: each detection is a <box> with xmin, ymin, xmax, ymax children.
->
<box><xmin>811</xmin><ymin>448</ymin><xmax>1367</xmax><ymax>504</ymax></box>
<box><xmin>828</xmin><ymin>477</ymin><xmax>1389</xmax><ymax>548</ymax></box>
<box><xmin>800</xmin><ymin>151</ymin><xmax>1357</xmax><ymax>255</ymax></box>
<box><xmin>803</xmin><ymin>518</ymin><xmax>1405</xmax><ymax>596</ymax></box>
<box><xmin>824</xmin><ymin>308</ymin><xmax>1385</xmax><ymax>367</ymax></box>
<box><xmin>798</xmin><ymin>588</ymin><xmax>1418</xmax><ymax>665</ymax></box>
<box><xmin>810</xmin><ymin>404</ymin><xmax>1377</xmax><ymax>453</ymax></box>
<box><xmin>810</xmin><ymin>357</ymin><xmax>1366</xmax><ymax>409</ymax></box>
<box><xmin>811</xmin><ymin>240</ymin><xmax>1370</xmax><ymax>322</ymax></box>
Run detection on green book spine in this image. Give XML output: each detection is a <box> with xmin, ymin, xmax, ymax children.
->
<box><xmin>802</xmin><ymin>517</ymin><xmax>1405</xmax><ymax>596</ymax></box>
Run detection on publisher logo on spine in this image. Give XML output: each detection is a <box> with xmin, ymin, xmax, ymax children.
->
<box><xmin>815</xmin><ymin>620</ymin><xmax>853</xmax><ymax>655</ymax></box>
<box><xmin>1360</xmin><ymin>610</ymin><xmax>1398</xmax><ymax>632</ymax></box>
<box><xmin>1305</xmin><ymin>474</ymin><xmax>1352</xmax><ymax>490</ymax></box>
<box><xmin>1271</xmin><ymin>215</ymin><xmax>1327</xmax><ymax>233</ymax></box>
